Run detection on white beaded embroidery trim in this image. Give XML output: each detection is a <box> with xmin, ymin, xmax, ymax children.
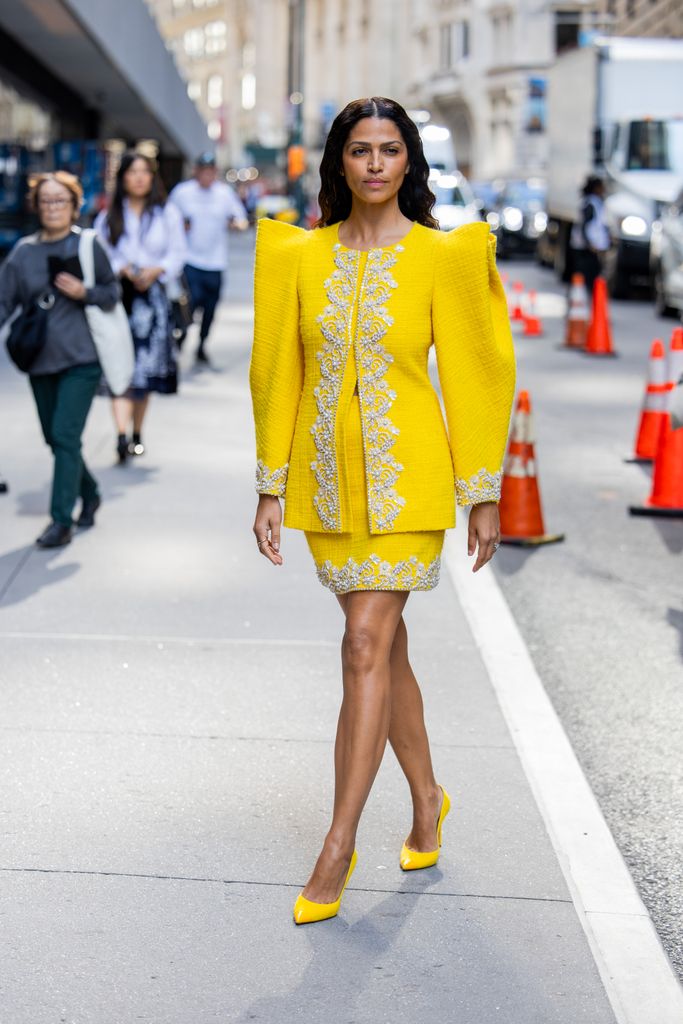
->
<box><xmin>356</xmin><ymin>248</ymin><xmax>405</xmax><ymax>532</ymax></box>
<box><xmin>316</xmin><ymin>553</ymin><xmax>441</xmax><ymax>594</ymax></box>
<box><xmin>255</xmin><ymin>459</ymin><xmax>289</xmax><ymax>497</ymax></box>
<box><xmin>311</xmin><ymin>246</ymin><xmax>361</xmax><ymax>530</ymax></box>
<box><xmin>455</xmin><ymin>467</ymin><xmax>502</xmax><ymax>506</ymax></box>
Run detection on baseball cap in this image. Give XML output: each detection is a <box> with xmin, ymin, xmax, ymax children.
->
<box><xmin>196</xmin><ymin>152</ymin><xmax>217</xmax><ymax>167</ymax></box>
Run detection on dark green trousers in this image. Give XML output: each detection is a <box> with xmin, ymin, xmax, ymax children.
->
<box><xmin>30</xmin><ymin>362</ymin><xmax>101</xmax><ymax>527</ymax></box>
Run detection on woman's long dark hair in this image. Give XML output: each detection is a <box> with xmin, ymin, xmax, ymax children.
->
<box><xmin>316</xmin><ymin>97</ymin><xmax>438</xmax><ymax>229</ymax></box>
<box><xmin>105</xmin><ymin>152</ymin><xmax>167</xmax><ymax>246</ymax></box>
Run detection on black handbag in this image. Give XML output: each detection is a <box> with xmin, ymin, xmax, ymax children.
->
<box><xmin>6</xmin><ymin>291</ymin><xmax>54</xmax><ymax>372</ymax></box>
<box><xmin>169</xmin><ymin>273</ymin><xmax>193</xmax><ymax>345</ymax></box>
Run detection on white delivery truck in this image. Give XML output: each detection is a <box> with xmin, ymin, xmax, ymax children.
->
<box><xmin>542</xmin><ymin>36</ymin><xmax>683</xmax><ymax>296</ymax></box>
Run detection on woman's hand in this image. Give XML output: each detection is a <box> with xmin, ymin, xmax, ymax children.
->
<box><xmin>467</xmin><ymin>502</ymin><xmax>501</xmax><ymax>572</ymax></box>
<box><xmin>253</xmin><ymin>494</ymin><xmax>283</xmax><ymax>566</ymax></box>
<box><xmin>133</xmin><ymin>266</ymin><xmax>163</xmax><ymax>292</ymax></box>
<box><xmin>55</xmin><ymin>272</ymin><xmax>86</xmax><ymax>301</ymax></box>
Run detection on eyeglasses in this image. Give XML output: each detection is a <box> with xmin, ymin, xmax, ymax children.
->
<box><xmin>38</xmin><ymin>198</ymin><xmax>72</xmax><ymax>209</ymax></box>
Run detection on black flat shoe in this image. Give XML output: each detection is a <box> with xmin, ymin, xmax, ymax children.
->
<box><xmin>195</xmin><ymin>348</ymin><xmax>210</xmax><ymax>365</ymax></box>
<box><xmin>117</xmin><ymin>436</ymin><xmax>128</xmax><ymax>464</ymax></box>
<box><xmin>36</xmin><ymin>522</ymin><xmax>72</xmax><ymax>548</ymax></box>
<box><xmin>77</xmin><ymin>495</ymin><xmax>101</xmax><ymax>529</ymax></box>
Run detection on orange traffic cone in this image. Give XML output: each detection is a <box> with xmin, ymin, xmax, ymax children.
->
<box><xmin>499</xmin><ymin>391</ymin><xmax>565</xmax><ymax>546</ymax></box>
<box><xmin>625</xmin><ymin>339</ymin><xmax>669</xmax><ymax>463</ymax></box>
<box><xmin>564</xmin><ymin>273</ymin><xmax>589</xmax><ymax>349</ymax></box>
<box><xmin>510</xmin><ymin>281</ymin><xmax>525</xmax><ymax>321</ymax></box>
<box><xmin>666</xmin><ymin>327</ymin><xmax>683</xmax><ymax>400</ymax></box>
<box><xmin>584</xmin><ymin>277</ymin><xmax>616</xmax><ymax>356</ymax></box>
<box><xmin>522</xmin><ymin>290</ymin><xmax>543</xmax><ymax>337</ymax></box>
<box><xmin>629</xmin><ymin>419</ymin><xmax>683</xmax><ymax>518</ymax></box>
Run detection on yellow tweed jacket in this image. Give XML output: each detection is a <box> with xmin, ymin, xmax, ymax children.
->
<box><xmin>250</xmin><ymin>218</ymin><xmax>515</xmax><ymax>535</ymax></box>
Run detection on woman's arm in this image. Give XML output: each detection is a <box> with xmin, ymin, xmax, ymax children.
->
<box><xmin>249</xmin><ymin>220</ymin><xmax>306</xmax><ymax>563</ymax></box>
<box><xmin>158</xmin><ymin>203</ymin><xmax>188</xmax><ymax>282</ymax></box>
<box><xmin>0</xmin><ymin>248</ymin><xmax>22</xmax><ymax>327</ymax></box>
<box><xmin>432</xmin><ymin>224</ymin><xmax>516</xmax><ymax>570</ymax></box>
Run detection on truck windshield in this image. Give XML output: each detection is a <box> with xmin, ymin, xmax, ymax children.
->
<box><xmin>627</xmin><ymin>120</ymin><xmax>683</xmax><ymax>173</ymax></box>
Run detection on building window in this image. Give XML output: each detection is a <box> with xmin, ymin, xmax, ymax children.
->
<box><xmin>439</xmin><ymin>23</ymin><xmax>452</xmax><ymax>70</ymax></box>
<box><xmin>461</xmin><ymin>20</ymin><xmax>470</xmax><ymax>58</ymax></box>
<box><xmin>554</xmin><ymin>11</ymin><xmax>579</xmax><ymax>54</ymax></box>
<box><xmin>242</xmin><ymin>72</ymin><xmax>256</xmax><ymax>110</ymax></box>
<box><xmin>207</xmin><ymin>74</ymin><xmax>223</xmax><ymax>109</ymax></box>
<box><xmin>205</xmin><ymin>20</ymin><xmax>226</xmax><ymax>54</ymax></box>
<box><xmin>184</xmin><ymin>28</ymin><xmax>205</xmax><ymax>58</ymax></box>
<box><xmin>187</xmin><ymin>80</ymin><xmax>202</xmax><ymax>102</ymax></box>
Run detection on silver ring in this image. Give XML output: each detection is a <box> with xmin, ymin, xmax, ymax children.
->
<box><xmin>257</xmin><ymin>538</ymin><xmax>269</xmax><ymax>548</ymax></box>
<box><xmin>493</xmin><ymin>541</ymin><xmax>500</xmax><ymax>551</ymax></box>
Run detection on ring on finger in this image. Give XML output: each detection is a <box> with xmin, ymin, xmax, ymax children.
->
<box><xmin>257</xmin><ymin>537</ymin><xmax>269</xmax><ymax>548</ymax></box>
<box><xmin>493</xmin><ymin>541</ymin><xmax>500</xmax><ymax>551</ymax></box>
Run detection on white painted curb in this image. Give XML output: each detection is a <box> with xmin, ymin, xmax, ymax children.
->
<box><xmin>443</xmin><ymin>530</ymin><xmax>683</xmax><ymax>1024</ymax></box>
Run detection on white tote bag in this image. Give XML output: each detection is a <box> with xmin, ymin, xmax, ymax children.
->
<box><xmin>78</xmin><ymin>228</ymin><xmax>135</xmax><ymax>396</ymax></box>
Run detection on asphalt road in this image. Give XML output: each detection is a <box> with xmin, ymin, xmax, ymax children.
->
<box><xmin>490</xmin><ymin>252</ymin><xmax>683</xmax><ymax>978</ymax></box>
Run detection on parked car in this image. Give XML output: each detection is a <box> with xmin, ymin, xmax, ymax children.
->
<box><xmin>254</xmin><ymin>194</ymin><xmax>298</xmax><ymax>223</ymax></box>
<box><xmin>430</xmin><ymin>171</ymin><xmax>482</xmax><ymax>231</ymax></box>
<box><xmin>488</xmin><ymin>179</ymin><xmax>547</xmax><ymax>257</ymax></box>
<box><xmin>470</xmin><ymin>179</ymin><xmax>503</xmax><ymax>218</ymax></box>
<box><xmin>651</xmin><ymin>189</ymin><xmax>683</xmax><ymax>317</ymax></box>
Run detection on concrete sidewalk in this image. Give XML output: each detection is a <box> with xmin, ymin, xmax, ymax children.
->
<box><xmin>0</xmin><ymin>252</ymin><xmax>619</xmax><ymax>1022</ymax></box>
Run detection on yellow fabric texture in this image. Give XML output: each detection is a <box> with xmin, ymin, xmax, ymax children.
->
<box><xmin>250</xmin><ymin>218</ymin><xmax>516</xmax><ymax>537</ymax></box>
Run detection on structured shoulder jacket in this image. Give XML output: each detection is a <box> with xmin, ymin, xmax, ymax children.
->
<box><xmin>250</xmin><ymin>218</ymin><xmax>516</xmax><ymax>535</ymax></box>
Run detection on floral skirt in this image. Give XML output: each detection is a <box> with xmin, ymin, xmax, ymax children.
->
<box><xmin>127</xmin><ymin>281</ymin><xmax>177</xmax><ymax>399</ymax></box>
<box><xmin>305</xmin><ymin>395</ymin><xmax>444</xmax><ymax>594</ymax></box>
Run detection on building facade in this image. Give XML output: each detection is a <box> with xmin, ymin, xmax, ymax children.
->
<box><xmin>596</xmin><ymin>0</ymin><xmax>683</xmax><ymax>38</ymax></box>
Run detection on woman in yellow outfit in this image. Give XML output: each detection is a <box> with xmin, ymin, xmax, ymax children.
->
<box><xmin>250</xmin><ymin>98</ymin><xmax>515</xmax><ymax>924</ymax></box>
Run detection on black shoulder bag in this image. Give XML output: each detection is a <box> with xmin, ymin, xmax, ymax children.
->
<box><xmin>6</xmin><ymin>291</ymin><xmax>54</xmax><ymax>373</ymax></box>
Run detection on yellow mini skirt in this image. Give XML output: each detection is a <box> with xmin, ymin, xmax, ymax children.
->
<box><xmin>305</xmin><ymin>395</ymin><xmax>444</xmax><ymax>594</ymax></box>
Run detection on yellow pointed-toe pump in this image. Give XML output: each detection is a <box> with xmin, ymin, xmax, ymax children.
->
<box><xmin>293</xmin><ymin>850</ymin><xmax>358</xmax><ymax>925</ymax></box>
<box><xmin>400</xmin><ymin>786</ymin><xmax>451</xmax><ymax>871</ymax></box>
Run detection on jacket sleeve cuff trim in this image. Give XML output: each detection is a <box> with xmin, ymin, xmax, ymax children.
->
<box><xmin>455</xmin><ymin>468</ymin><xmax>502</xmax><ymax>506</ymax></box>
<box><xmin>255</xmin><ymin>460</ymin><xmax>288</xmax><ymax>497</ymax></box>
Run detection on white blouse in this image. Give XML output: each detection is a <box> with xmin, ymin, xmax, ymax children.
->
<box><xmin>94</xmin><ymin>199</ymin><xmax>187</xmax><ymax>283</ymax></box>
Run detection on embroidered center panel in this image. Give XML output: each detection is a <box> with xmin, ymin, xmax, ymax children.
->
<box><xmin>311</xmin><ymin>243</ymin><xmax>405</xmax><ymax>533</ymax></box>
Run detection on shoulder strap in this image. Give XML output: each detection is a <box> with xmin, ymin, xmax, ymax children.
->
<box><xmin>78</xmin><ymin>228</ymin><xmax>96</xmax><ymax>289</ymax></box>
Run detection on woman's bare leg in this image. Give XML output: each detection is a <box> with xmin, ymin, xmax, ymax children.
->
<box><xmin>302</xmin><ymin>590</ymin><xmax>408</xmax><ymax>904</ymax></box>
<box><xmin>111</xmin><ymin>396</ymin><xmax>133</xmax><ymax>436</ymax></box>
<box><xmin>387</xmin><ymin>617</ymin><xmax>442</xmax><ymax>852</ymax></box>
<box><xmin>132</xmin><ymin>394</ymin><xmax>150</xmax><ymax>434</ymax></box>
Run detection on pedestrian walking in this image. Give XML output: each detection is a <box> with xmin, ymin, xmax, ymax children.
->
<box><xmin>95</xmin><ymin>152</ymin><xmax>186</xmax><ymax>463</ymax></box>
<box><xmin>249</xmin><ymin>97</ymin><xmax>516</xmax><ymax>924</ymax></box>
<box><xmin>0</xmin><ymin>171</ymin><xmax>119</xmax><ymax>548</ymax></box>
<box><xmin>570</xmin><ymin>175</ymin><xmax>610</xmax><ymax>299</ymax></box>
<box><xmin>169</xmin><ymin>152</ymin><xmax>248</xmax><ymax>365</ymax></box>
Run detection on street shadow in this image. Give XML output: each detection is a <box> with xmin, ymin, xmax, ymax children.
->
<box><xmin>0</xmin><ymin>543</ymin><xmax>79</xmax><ymax>608</ymax></box>
<box><xmin>492</xmin><ymin>546</ymin><xmax>540</xmax><ymax>577</ymax></box>
<box><xmin>666</xmin><ymin>608</ymin><xmax>683</xmax><ymax>662</ymax></box>
<box><xmin>236</xmin><ymin>871</ymin><xmax>442</xmax><ymax>1024</ymax></box>
<box><xmin>14</xmin><ymin>464</ymin><xmax>159</xmax><ymax>519</ymax></box>
<box><xmin>653</xmin><ymin>519</ymin><xmax>683</xmax><ymax>556</ymax></box>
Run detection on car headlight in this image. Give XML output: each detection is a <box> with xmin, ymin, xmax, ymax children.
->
<box><xmin>534</xmin><ymin>211</ymin><xmax>548</xmax><ymax>233</ymax></box>
<box><xmin>621</xmin><ymin>215</ymin><xmax>647</xmax><ymax>237</ymax></box>
<box><xmin>502</xmin><ymin>206</ymin><xmax>523</xmax><ymax>231</ymax></box>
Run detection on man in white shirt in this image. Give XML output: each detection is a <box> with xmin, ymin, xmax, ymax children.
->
<box><xmin>169</xmin><ymin>153</ymin><xmax>248</xmax><ymax>363</ymax></box>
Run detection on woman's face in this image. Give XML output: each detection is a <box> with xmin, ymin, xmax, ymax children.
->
<box><xmin>123</xmin><ymin>158</ymin><xmax>154</xmax><ymax>199</ymax></box>
<box><xmin>341</xmin><ymin>117</ymin><xmax>409</xmax><ymax>207</ymax></box>
<box><xmin>37</xmin><ymin>180</ymin><xmax>75</xmax><ymax>233</ymax></box>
